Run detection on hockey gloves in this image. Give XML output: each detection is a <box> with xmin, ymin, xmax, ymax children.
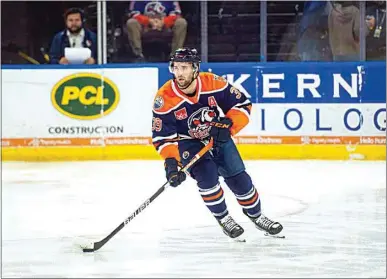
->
<box><xmin>210</xmin><ymin>117</ymin><xmax>233</xmax><ymax>148</ymax></box>
<box><xmin>164</xmin><ymin>157</ymin><xmax>186</xmax><ymax>187</ymax></box>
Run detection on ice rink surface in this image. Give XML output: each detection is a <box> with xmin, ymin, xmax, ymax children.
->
<box><xmin>2</xmin><ymin>160</ymin><xmax>386</xmax><ymax>278</ymax></box>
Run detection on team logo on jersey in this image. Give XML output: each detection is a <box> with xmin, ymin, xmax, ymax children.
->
<box><xmin>187</xmin><ymin>107</ymin><xmax>217</xmax><ymax>140</ymax></box>
<box><xmin>174</xmin><ymin>107</ymin><xmax>188</xmax><ymax>120</ymax></box>
<box><xmin>153</xmin><ymin>96</ymin><xmax>164</xmax><ymax>110</ymax></box>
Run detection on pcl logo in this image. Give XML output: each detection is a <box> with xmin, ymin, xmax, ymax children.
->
<box><xmin>51</xmin><ymin>73</ymin><xmax>120</xmax><ymax>120</ymax></box>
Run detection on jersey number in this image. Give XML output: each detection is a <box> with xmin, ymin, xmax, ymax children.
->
<box><xmin>152</xmin><ymin>117</ymin><xmax>162</xmax><ymax>132</ymax></box>
<box><xmin>230</xmin><ymin>86</ymin><xmax>242</xmax><ymax>99</ymax></box>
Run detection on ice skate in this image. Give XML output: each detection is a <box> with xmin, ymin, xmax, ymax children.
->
<box><xmin>218</xmin><ymin>215</ymin><xmax>245</xmax><ymax>241</ymax></box>
<box><xmin>243</xmin><ymin>210</ymin><xmax>284</xmax><ymax>237</ymax></box>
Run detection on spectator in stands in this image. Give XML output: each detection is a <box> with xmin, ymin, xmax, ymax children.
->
<box><xmin>49</xmin><ymin>7</ymin><xmax>97</xmax><ymax>64</ymax></box>
<box><xmin>126</xmin><ymin>1</ymin><xmax>187</xmax><ymax>62</ymax></box>
<box><xmin>297</xmin><ymin>1</ymin><xmax>332</xmax><ymax>61</ymax></box>
<box><xmin>328</xmin><ymin>1</ymin><xmax>375</xmax><ymax>61</ymax></box>
<box><xmin>366</xmin><ymin>1</ymin><xmax>386</xmax><ymax>60</ymax></box>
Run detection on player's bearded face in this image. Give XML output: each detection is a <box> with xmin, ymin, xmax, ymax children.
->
<box><xmin>172</xmin><ymin>62</ymin><xmax>195</xmax><ymax>88</ymax></box>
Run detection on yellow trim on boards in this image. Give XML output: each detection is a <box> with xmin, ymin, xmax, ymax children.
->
<box><xmin>2</xmin><ymin>145</ymin><xmax>385</xmax><ymax>162</ymax></box>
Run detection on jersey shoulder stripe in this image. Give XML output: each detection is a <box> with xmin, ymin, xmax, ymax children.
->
<box><xmin>199</xmin><ymin>72</ymin><xmax>228</xmax><ymax>94</ymax></box>
<box><xmin>152</xmin><ymin>80</ymin><xmax>184</xmax><ymax>114</ymax></box>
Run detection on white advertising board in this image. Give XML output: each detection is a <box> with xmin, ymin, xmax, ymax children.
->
<box><xmin>2</xmin><ymin>68</ymin><xmax>158</xmax><ymax>142</ymax></box>
<box><xmin>1</xmin><ymin>67</ymin><xmax>385</xmax><ymax>149</ymax></box>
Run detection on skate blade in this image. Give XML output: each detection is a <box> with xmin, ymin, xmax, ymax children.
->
<box><xmin>264</xmin><ymin>232</ymin><xmax>285</xmax><ymax>239</ymax></box>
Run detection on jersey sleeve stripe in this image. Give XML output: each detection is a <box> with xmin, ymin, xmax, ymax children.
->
<box><xmin>234</xmin><ymin>99</ymin><xmax>252</xmax><ymax>107</ymax></box>
<box><xmin>178</xmin><ymin>134</ymin><xmax>192</xmax><ymax>140</ymax></box>
<box><xmin>152</xmin><ymin>133</ymin><xmax>178</xmax><ymax>143</ymax></box>
<box><xmin>158</xmin><ymin>142</ymin><xmax>180</xmax><ymax>161</ymax></box>
<box><xmin>157</xmin><ymin>141</ymin><xmax>178</xmax><ymax>153</ymax></box>
<box><xmin>230</xmin><ymin>106</ymin><xmax>251</xmax><ymax>119</ymax></box>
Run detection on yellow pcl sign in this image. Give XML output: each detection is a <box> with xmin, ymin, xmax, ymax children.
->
<box><xmin>51</xmin><ymin>73</ymin><xmax>120</xmax><ymax>120</ymax></box>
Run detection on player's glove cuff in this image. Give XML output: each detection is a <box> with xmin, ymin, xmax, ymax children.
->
<box><xmin>164</xmin><ymin>158</ymin><xmax>186</xmax><ymax>187</ymax></box>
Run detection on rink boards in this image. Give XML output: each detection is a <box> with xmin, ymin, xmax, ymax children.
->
<box><xmin>1</xmin><ymin>62</ymin><xmax>386</xmax><ymax>161</ymax></box>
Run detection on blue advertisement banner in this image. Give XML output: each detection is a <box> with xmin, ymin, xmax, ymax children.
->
<box><xmin>158</xmin><ymin>62</ymin><xmax>386</xmax><ymax>104</ymax></box>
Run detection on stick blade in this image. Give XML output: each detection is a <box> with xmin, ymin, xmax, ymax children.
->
<box><xmin>79</xmin><ymin>242</ymin><xmax>96</xmax><ymax>253</ymax></box>
<box><xmin>81</xmin><ymin>240</ymin><xmax>105</xmax><ymax>253</ymax></box>
<box><xmin>82</xmin><ymin>247</ymin><xmax>96</xmax><ymax>253</ymax></box>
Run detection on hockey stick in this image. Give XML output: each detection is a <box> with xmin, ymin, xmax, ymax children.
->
<box><xmin>81</xmin><ymin>139</ymin><xmax>214</xmax><ymax>253</ymax></box>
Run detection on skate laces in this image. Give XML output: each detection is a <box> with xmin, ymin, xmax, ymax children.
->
<box><xmin>256</xmin><ymin>215</ymin><xmax>275</xmax><ymax>230</ymax></box>
<box><xmin>221</xmin><ymin>215</ymin><xmax>238</xmax><ymax>231</ymax></box>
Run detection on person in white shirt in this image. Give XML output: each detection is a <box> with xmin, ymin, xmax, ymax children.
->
<box><xmin>49</xmin><ymin>7</ymin><xmax>97</xmax><ymax>64</ymax></box>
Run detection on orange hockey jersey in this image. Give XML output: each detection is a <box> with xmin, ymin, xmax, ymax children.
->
<box><xmin>152</xmin><ymin>72</ymin><xmax>252</xmax><ymax>161</ymax></box>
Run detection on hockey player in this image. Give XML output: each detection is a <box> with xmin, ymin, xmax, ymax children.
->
<box><xmin>152</xmin><ymin>48</ymin><xmax>283</xmax><ymax>240</ymax></box>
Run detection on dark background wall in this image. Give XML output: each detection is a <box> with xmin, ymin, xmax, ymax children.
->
<box><xmin>1</xmin><ymin>1</ymin><xmax>385</xmax><ymax>64</ymax></box>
